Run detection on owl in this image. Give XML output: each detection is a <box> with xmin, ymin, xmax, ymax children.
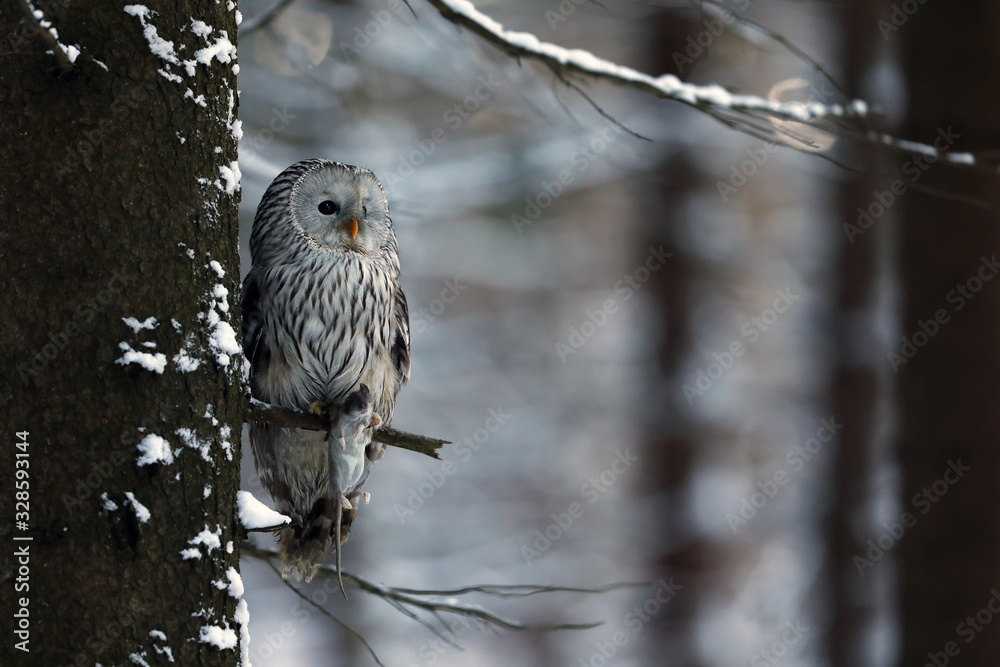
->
<box><xmin>242</xmin><ymin>159</ymin><xmax>410</xmax><ymax>586</ymax></box>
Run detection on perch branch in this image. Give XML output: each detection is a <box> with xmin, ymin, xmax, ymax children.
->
<box><xmin>246</xmin><ymin>401</ymin><xmax>450</xmax><ymax>460</ymax></box>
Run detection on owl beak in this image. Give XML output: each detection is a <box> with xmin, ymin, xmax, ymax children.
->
<box><xmin>345</xmin><ymin>218</ymin><xmax>359</xmax><ymax>240</ymax></box>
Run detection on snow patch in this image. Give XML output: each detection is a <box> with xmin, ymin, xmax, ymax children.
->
<box><xmin>208</xmin><ymin>260</ymin><xmax>225</xmax><ymax>278</ymax></box>
<box><xmin>137</xmin><ymin>434</ymin><xmax>175</xmax><ymax>466</ymax></box>
<box><xmin>199</xmin><ymin>624</ymin><xmax>237</xmax><ymax>650</ymax></box>
<box><xmin>210</xmin><ymin>321</ymin><xmax>239</xmax><ymax>366</ymax></box>
<box><xmin>195</xmin><ymin>34</ymin><xmax>236</xmax><ymax>66</ymax></box>
<box><xmin>184</xmin><ymin>89</ymin><xmax>208</xmax><ymax>107</ymax></box>
<box><xmin>123</xmin><ymin>316</ymin><xmax>158</xmax><ymax>332</ymax></box>
<box><xmin>235</xmin><ymin>599</ymin><xmax>251</xmax><ymax>666</ymax></box>
<box><xmin>219</xmin><ymin>425</ymin><xmax>234</xmax><ymax>461</ymax></box>
<box><xmin>216</xmin><ymin>161</ymin><xmax>241</xmax><ymax>195</ymax></box>
<box><xmin>190</xmin><ymin>19</ymin><xmax>213</xmax><ymax>37</ymax></box>
<box><xmin>101</xmin><ymin>492</ymin><xmax>119</xmax><ymax>511</ymax></box>
<box><xmin>124</xmin><ymin>492</ymin><xmax>151</xmax><ymax>523</ymax></box>
<box><xmin>158</xmin><ymin>69</ymin><xmax>183</xmax><ymax>83</ymax></box>
<box><xmin>173</xmin><ymin>346</ymin><xmax>201</xmax><ymax>373</ymax></box>
<box><xmin>189</xmin><ymin>526</ymin><xmax>222</xmax><ymax>551</ymax></box>
<box><xmin>226</xmin><ymin>567</ymin><xmax>244</xmax><ymax>598</ymax></box>
<box><xmin>150</xmin><ymin>629</ymin><xmax>174</xmax><ymax>660</ymax></box>
<box><xmin>204</xmin><ymin>404</ymin><xmax>219</xmax><ymax>425</ymax></box>
<box><xmin>124</xmin><ymin>6</ymin><xmax>180</xmax><ymax>65</ymax></box>
<box><xmin>213</xmin><ymin>566</ymin><xmax>244</xmax><ymax>598</ymax></box>
<box><xmin>175</xmin><ymin>427</ymin><xmax>211</xmax><ymax>461</ymax></box>
<box><xmin>116</xmin><ymin>342</ymin><xmax>167</xmax><ymax>374</ymax></box>
<box><xmin>237</xmin><ymin>490</ymin><xmax>291</xmax><ymax>529</ymax></box>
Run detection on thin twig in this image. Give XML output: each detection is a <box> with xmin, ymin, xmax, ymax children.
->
<box><xmin>389</xmin><ymin>581</ymin><xmax>647</xmax><ymax>598</ymax></box>
<box><xmin>698</xmin><ymin>0</ymin><xmax>850</xmax><ymax>99</ymax></box>
<box><xmin>263</xmin><ymin>558</ymin><xmax>387</xmax><ymax>667</ymax></box>
<box><xmin>247</xmin><ymin>401</ymin><xmax>450</xmax><ymax>460</ymax></box>
<box><xmin>555</xmin><ymin>72</ymin><xmax>652</xmax><ymax>142</ymax></box>
<box><xmin>244</xmin><ymin>543</ymin><xmax>621</xmax><ymax>634</ymax></box>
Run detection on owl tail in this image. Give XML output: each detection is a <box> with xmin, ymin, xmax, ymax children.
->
<box><xmin>277</xmin><ymin>495</ymin><xmax>357</xmax><ymax>585</ymax></box>
<box><xmin>277</xmin><ymin>497</ymin><xmax>334</xmax><ymax>582</ymax></box>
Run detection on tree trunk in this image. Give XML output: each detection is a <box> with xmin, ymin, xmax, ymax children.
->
<box><xmin>1</xmin><ymin>3</ymin><xmax>243</xmax><ymax>665</ymax></box>
<box><xmin>825</xmin><ymin>1</ymin><xmax>883</xmax><ymax>663</ymax></box>
<box><xmin>897</xmin><ymin>1</ymin><xmax>1000</xmax><ymax>664</ymax></box>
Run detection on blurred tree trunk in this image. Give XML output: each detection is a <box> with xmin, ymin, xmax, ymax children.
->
<box><xmin>897</xmin><ymin>1</ymin><xmax>1000</xmax><ymax>664</ymax></box>
<box><xmin>1</xmin><ymin>3</ymin><xmax>242</xmax><ymax>665</ymax></box>
<box><xmin>638</xmin><ymin>11</ymin><xmax>709</xmax><ymax>665</ymax></box>
<box><xmin>825</xmin><ymin>0</ymin><xmax>883</xmax><ymax>663</ymax></box>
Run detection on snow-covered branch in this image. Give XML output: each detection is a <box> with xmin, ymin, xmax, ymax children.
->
<box><xmin>246</xmin><ymin>400</ymin><xmax>450</xmax><ymax>459</ymax></box>
<box><xmin>425</xmin><ymin>0</ymin><xmax>989</xmax><ymax>172</ymax></box>
<box><xmin>427</xmin><ymin>0</ymin><xmax>864</xmax><ymax>123</ymax></box>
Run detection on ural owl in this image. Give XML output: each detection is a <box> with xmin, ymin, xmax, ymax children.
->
<box><xmin>243</xmin><ymin>159</ymin><xmax>410</xmax><ymax>588</ymax></box>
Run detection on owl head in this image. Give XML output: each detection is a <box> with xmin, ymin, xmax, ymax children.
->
<box><xmin>276</xmin><ymin>159</ymin><xmax>393</xmax><ymax>257</ymax></box>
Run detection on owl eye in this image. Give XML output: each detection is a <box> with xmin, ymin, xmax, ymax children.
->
<box><xmin>318</xmin><ymin>200</ymin><xmax>339</xmax><ymax>215</ymax></box>
<box><xmin>362</xmin><ymin>204</ymin><xmax>368</xmax><ymax>216</ymax></box>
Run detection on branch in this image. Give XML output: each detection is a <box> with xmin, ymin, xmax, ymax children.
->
<box><xmin>262</xmin><ymin>557</ymin><xmax>387</xmax><ymax>667</ymax></box>
<box><xmin>244</xmin><ymin>543</ymin><xmax>644</xmax><ymax>638</ymax></box>
<box><xmin>246</xmin><ymin>400</ymin><xmax>450</xmax><ymax>460</ymax></box>
<box><xmin>424</xmin><ymin>0</ymin><xmax>991</xmax><ymax>174</ymax></box>
<box><xmin>17</xmin><ymin>0</ymin><xmax>74</xmax><ymax>72</ymax></box>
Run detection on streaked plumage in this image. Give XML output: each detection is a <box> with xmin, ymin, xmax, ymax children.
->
<box><xmin>243</xmin><ymin>159</ymin><xmax>410</xmax><ymax>582</ymax></box>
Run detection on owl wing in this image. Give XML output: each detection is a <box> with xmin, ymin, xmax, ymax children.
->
<box><xmin>241</xmin><ymin>267</ymin><xmax>271</xmax><ymax>395</ymax></box>
<box><xmin>365</xmin><ymin>281</ymin><xmax>410</xmax><ymax>464</ymax></box>
<box><xmin>390</xmin><ymin>282</ymin><xmax>411</xmax><ymax>388</ymax></box>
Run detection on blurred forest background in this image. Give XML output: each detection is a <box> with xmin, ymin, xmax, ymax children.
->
<box><xmin>236</xmin><ymin>1</ymin><xmax>1000</xmax><ymax>666</ymax></box>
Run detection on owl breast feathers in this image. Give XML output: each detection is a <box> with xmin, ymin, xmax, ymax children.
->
<box><xmin>243</xmin><ymin>159</ymin><xmax>410</xmax><ymax>580</ymax></box>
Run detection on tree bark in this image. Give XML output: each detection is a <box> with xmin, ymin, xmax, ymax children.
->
<box><xmin>1</xmin><ymin>2</ymin><xmax>242</xmax><ymax>665</ymax></box>
<box><xmin>897</xmin><ymin>1</ymin><xmax>1000</xmax><ymax>664</ymax></box>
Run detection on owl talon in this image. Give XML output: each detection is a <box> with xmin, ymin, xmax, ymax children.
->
<box><xmin>369</xmin><ymin>413</ymin><xmax>382</xmax><ymax>429</ymax></box>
